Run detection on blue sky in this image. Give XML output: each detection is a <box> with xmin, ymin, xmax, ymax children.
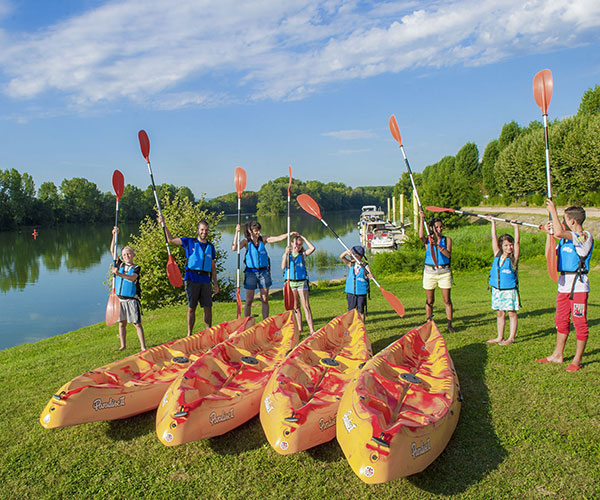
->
<box><xmin>0</xmin><ymin>0</ymin><xmax>599</xmax><ymax>198</ymax></box>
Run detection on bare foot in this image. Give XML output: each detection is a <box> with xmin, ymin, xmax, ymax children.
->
<box><xmin>115</xmin><ymin>346</ymin><xmax>126</xmax><ymax>351</ymax></box>
<box><xmin>487</xmin><ymin>338</ymin><xmax>502</xmax><ymax>343</ymax></box>
<box><xmin>500</xmin><ymin>339</ymin><xmax>514</xmax><ymax>346</ymax></box>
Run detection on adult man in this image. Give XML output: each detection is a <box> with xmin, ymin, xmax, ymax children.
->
<box><xmin>159</xmin><ymin>215</ymin><xmax>219</xmax><ymax>335</ymax></box>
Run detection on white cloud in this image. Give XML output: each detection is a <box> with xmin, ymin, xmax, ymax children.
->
<box><xmin>0</xmin><ymin>0</ymin><xmax>598</xmax><ymax>111</ymax></box>
<box><xmin>322</xmin><ymin>129</ymin><xmax>376</xmax><ymax>140</ymax></box>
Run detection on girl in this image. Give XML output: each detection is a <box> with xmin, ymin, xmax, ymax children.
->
<box><xmin>232</xmin><ymin>221</ymin><xmax>287</xmax><ymax>319</ymax></box>
<box><xmin>419</xmin><ymin>213</ymin><xmax>455</xmax><ymax>332</ymax></box>
<box><xmin>282</xmin><ymin>233</ymin><xmax>316</xmax><ymax>334</ymax></box>
<box><xmin>340</xmin><ymin>246</ymin><xmax>372</xmax><ymax>322</ymax></box>
<box><xmin>487</xmin><ymin>218</ymin><xmax>520</xmax><ymax>345</ymax></box>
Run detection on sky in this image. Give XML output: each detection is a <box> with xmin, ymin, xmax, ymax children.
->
<box><xmin>0</xmin><ymin>0</ymin><xmax>599</xmax><ymax>199</ymax></box>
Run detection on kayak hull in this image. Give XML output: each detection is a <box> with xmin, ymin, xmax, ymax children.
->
<box><xmin>260</xmin><ymin>310</ymin><xmax>372</xmax><ymax>454</ymax></box>
<box><xmin>156</xmin><ymin>311</ymin><xmax>298</xmax><ymax>446</ymax></box>
<box><xmin>336</xmin><ymin>320</ymin><xmax>461</xmax><ymax>483</ymax></box>
<box><xmin>40</xmin><ymin>317</ymin><xmax>253</xmax><ymax>429</ymax></box>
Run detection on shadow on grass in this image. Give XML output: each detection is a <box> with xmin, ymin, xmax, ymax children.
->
<box><xmin>408</xmin><ymin>342</ymin><xmax>507</xmax><ymax>495</ymax></box>
<box><xmin>207</xmin><ymin>415</ymin><xmax>266</xmax><ymax>455</ymax></box>
<box><xmin>305</xmin><ymin>439</ymin><xmax>343</xmax><ymax>463</ymax></box>
<box><xmin>106</xmin><ymin>410</ymin><xmax>156</xmax><ymax>441</ymax></box>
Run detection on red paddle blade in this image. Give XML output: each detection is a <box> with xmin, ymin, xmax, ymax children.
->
<box><xmin>533</xmin><ymin>69</ymin><xmax>553</xmax><ymax>114</ymax></box>
<box><xmin>380</xmin><ymin>287</ymin><xmax>405</xmax><ymax>318</ymax></box>
<box><xmin>235</xmin><ymin>167</ymin><xmax>247</xmax><ymax>197</ymax></box>
<box><xmin>545</xmin><ymin>234</ymin><xmax>558</xmax><ymax>282</ymax></box>
<box><xmin>236</xmin><ymin>288</ymin><xmax>242</xmax><ymax>319</ymax></box>
<box><xmin>138</xmin><ymin>130</ymin><xmax>150</xmax><ymax>161</ymax></box>
<box><xmin>284</xmin><ymin>281</ymin><xmax>294</xmax><ymax>311</ymax></box>
<box><xmin>426</xmin><ymin>206</ymin><xmax>453</xmax><ymax>213</ymax></box>
<box><xmin>297</xmin><ymin>193</ymin><xmax>322</xmax><ymax>219</ymax></box>
<box><xmin>288</xmin><ymin>165</ymin><xmax>292</xmax><ymax>195</ymax></box>
<box><xmin>166</xmin><ymin>255</ymin><xmax>183</xmax><ymax>287</ymax></box>
<box><xmin>112</xmin><ymin>170</ymin><xmax>125</xmax><ymax>200</ymax></box>
<box><xmin>105</xmin><ymin>290</ymin><xmax>120</xmax><ymax>326</ymax></box>
<box><xmin>388</xmin><ymin>115</ymin><xmax>402</xmax><ymax>145</ymax></box>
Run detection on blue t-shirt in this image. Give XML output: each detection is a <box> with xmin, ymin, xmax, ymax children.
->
<box><xmin>181</xmin><ymin>237</ymin><xmax>216</xmax><ymax>283</ymax></box>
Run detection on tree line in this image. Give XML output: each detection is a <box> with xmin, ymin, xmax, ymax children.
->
<box><xmin>0</xmin><ymin>168</ymin><xmax>393</xmax><ymax>230</ymax></box>
<box><xmin>395</xmin><ymin>84</ymin><xmax>600</xmax><ymax>213</ymax></box>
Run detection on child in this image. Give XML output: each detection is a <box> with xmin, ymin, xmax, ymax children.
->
<box><xmin>110</xmin><ymin>227</ymin><xmax>146</xmax><ymax>351</ymax></box>
<box><xmin>419</xmin><ymin>213</ymin><xmax>455</xmax><ymax>332</ymax></box>
<box><xmin>232</xmin><ymin>221</ymin><xmax>287</xmax><ymax>319</ymax></box>
<box><xmin>340</xmin><ymin>246</ymin><xmax>372</xmax><ymax>322</ymax></box>
<box><xmin>538</xmin><ymin>199</ymin><xmax>594</xmax><ymax>371</ymax></box>
<box><xmin>487</xmin><ymin>218</ymin><xmax>520</xmax><ymax>345</ymax></box>
<box><xmin>282</xmin><ymin>233</ymin><xmax>316</xmax><ymax>334</ymax></box>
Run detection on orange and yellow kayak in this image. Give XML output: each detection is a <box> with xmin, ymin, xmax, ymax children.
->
<box><xmin>260</xmin><ymin>310</ymin><xmax>372</xmax><ymax>454</ymax></box>
<box><xmin>156</xmin><ymin>311</ymin><xmax>298</xmax><ymax>446</ymax></box>
<box><xmin>336</xmin><ymin>320</ymin><xmax>461</xmax><ymax>483</ymax></box>
<box><xmin>40</xmin><ymin>316</ymin><xmax>253</xmax><ymax>429</ymax></box>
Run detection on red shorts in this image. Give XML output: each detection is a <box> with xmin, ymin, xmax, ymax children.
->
<box><xmin>555</xmin><ymin>292</ymin><xmax>589</xmax><ymax>341</ymax></box>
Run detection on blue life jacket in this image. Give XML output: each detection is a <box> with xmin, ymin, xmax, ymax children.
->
<box><xmin>245</xmin><ymin>238</ymin><xmax>269</xmax><ymax>270</ymax></box>
<box><xmin>489</xmin><ymin>254</ymin><xmax>517</xmax><ymax>290</ymax></box>
<box><xmin>284</xmin><ymin>253</ymin><xmax>308</xmax><ymax>280</ymax></box>
<box><xmin>115</xmin><ymin>265</ymin><xmax>138</xmax><ymax>298</ymax></box>
<box><xmin>424</xmin><ymin>236</ymin><xmax>451</xmax><ymax>266</ymax></box>
<box><xmin>186</xmin><ymin>240</ymin><xmax>213</xmax><ymax>274</ymax></box>
<box><xmin>557</xmin><ymin>237</ymin><xmax>593</xmax><ymax>273</ymax></box>
<box><xmin>345</xmin><ymin>264</ymin><xmax>369</xmax><ymax>295</ymax></box>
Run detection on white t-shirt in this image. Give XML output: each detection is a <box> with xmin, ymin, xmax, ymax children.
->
<box><xmin>557</xmin><ymin>231</ymin><xmax>593</xmax><ymax>294</ymax></box>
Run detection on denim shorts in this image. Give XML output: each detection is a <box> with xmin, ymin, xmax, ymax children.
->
<box><xmin>244</xmin><ymin>268</ymin><xmax>272</xmax><ymax>290</ymax></box>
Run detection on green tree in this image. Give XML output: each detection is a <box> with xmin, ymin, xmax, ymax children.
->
<box><xmin>0</xmin><ymin>168</ymin><xmax>36</xmax><ymax>225</ymax></box>
<box><xmin>578</xmin><ymin>84</ymin><xmax>600</xmax><ymax>116</ymax></box>
<box><xmin>60</xmin><ymin>177</ymin><xmax>104</xmax><ymax>223</ymax></box>
<box><xmin>37</xmin><ymin>181</ymin><xmax>62</xmax><ymax>224</ymax></box>
<box><xmin>498</xmin><ymin>121</ymin><xmax>521</xmax><ymax>150</ymax></box>
<box><xmin>455</xmin><ymin>142</ymin><xmax>480</xmax><ymax>180</ymax></box>
<box><xmin>130</xmin><ymin>193</ymin><xmax>229</xmax><ymax>310</ymax></box>
<box><xmin>481</xmin><ymin>140</ymin><xmax>500</xmax><ymax>196</ymax></box>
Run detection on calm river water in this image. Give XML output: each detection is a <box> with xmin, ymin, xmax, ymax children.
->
<box><xmin>0</xmin><ymin>211</ymin><xmax>361</xmax><ymax>350</ymax></box>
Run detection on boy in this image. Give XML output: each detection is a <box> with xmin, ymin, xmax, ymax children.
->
<box><xmin>159</xmin><ymin>215</ymin><xmax>219</xmax><ymax>335</ymax></box>
<box><xmin>537</xmin><ymin>199</ymin><xmax>594</xmax><ymax>371</ymax></box>
<box><xmin>340</xmin><ymin>245</ymin><xmax>372</xmax><ymax>322</ymax></box>
<box><xmin>110</xmin><ymin>227</ymin><xmax>146</xmax><ymax>351</ymax></box>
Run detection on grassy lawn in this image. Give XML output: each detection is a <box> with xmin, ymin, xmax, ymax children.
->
<box><xmin>1</xmin><ymin>261</ymin><xmax>598</xmax><ymax>499</ymax></box>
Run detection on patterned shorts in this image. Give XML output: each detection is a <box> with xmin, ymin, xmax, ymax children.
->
<box><xmin>491</xmin><ymin>288</ymin><xmax>519</xmax><ymax>311</ymax></box>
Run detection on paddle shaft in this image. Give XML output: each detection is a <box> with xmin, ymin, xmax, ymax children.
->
<box><xmin>236</xmin><ymin>195</ymin><xmax>241</xmax><ymax>290</ymax></box>
<box><xmin>451</xmin><ymin>209</ymin><xmax>542</xmax><ymax>229</ymax></box>
<box><xmin>316</xmin><ymin>218</ymin><xmax>382</xmax><ymax>289</ymax></box>
<box><xmin>398</xmin><ymin>145</ymin><xmax>430</xmax><ymax>238</ymax></box>
<box><xmin>145</xmin><ymin>160</ymin><xmax>174</xmax><ymax>257</ymax></box>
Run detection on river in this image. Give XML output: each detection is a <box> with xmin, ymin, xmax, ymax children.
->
<box><xmin>0</xmin><ymin>211</ymin><xmax>361</xmax><ymax>350</ymax></box>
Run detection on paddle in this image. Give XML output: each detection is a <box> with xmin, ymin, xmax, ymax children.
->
<box><xmin>234</xmin><ymin>167</ymin><xmax>247</xmax><ymax>318</ymax></box>
<box><xmin>297</xmin><ymin>193</ymin><xmax>405</xmax><ymax>317</ymax></box>
<box><xmin>388</xmin><ymin>115</ymin><xmax>438</xmax><ymax>268</ymax></box>
<box><xmin>426</xmin><ymin>206</ymin><xmax>544</xmax><ymax>229</ymax></box>
<box><xmin>138</xmin><ymin>130</ymin><xmax>183</xmax><ymax>288</ymax></box>
<box><xmin>284</xmin><ymin>166</ymin><xmax>294</xmax><ymax>311</ymax></box>
<box><xmin>106</xmin><ymin>169</ymin><xmax>125</xmax><ymax>326</ymax></box>
<box><xmin>533</xmin><ymin>69</ymin><xmax>558</xmax><ymax>282</ymax></box>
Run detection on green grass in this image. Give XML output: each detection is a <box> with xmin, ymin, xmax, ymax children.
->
<box><xmin>1</xmin><ymin>262</ymin><xmax>599</xmax><ymax>499</ymax></box>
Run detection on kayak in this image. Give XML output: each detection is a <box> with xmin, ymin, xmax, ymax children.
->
<box><xmin>156</xmin><ymin>311</ymin><xmax>298</xmax><ymax>446</ymax></box>
<box><xmin>260</xmin><ymin>310</ymin><xmax>372</xmax><ymax>454</ymax></box>
<box><xmin>336</xmin><ymin>320</ymin><xmax>461</xmax><ymax>483</ymax></box>
<box><xmin>40</xmin><ymin>316</ymin><xmax>253</xmax><ymax>429</ymax></box>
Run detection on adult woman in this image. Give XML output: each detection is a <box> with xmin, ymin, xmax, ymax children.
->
<box><xmin>232</xmin><ymin>221</ymin><xmax>286</xmax><ymax>319</ymax></box>
<box><xmin>419</xmin><ymin>213</ymin><xmax>455</xmax><ymax>332</ymax></box>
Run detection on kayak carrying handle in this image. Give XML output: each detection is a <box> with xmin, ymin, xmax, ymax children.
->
<box><xmin>371</xmin><ymin>434</ymin><xmax>390</xmax><ymax>448</ymax></box>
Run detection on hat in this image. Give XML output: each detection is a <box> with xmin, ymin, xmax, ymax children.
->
<box><xmin>351</xmin><ymin>245</ymin><xmax>365</xmax><ymax>257</ymax></box>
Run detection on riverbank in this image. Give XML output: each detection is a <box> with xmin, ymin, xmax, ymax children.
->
<box><xmin>1</xmin><ymin>264</ymin><xmax>599</xmax><ymax>499</ymax></box>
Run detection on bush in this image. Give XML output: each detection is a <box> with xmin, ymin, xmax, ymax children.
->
<box><xmin>128</xmin><ymin>193</ymin><xmax>232</xmax><ymax>310</ymax></box>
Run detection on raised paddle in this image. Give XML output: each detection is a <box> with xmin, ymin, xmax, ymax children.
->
<box><xmin>138</xmin><ymin>130</ymin><xmax>183</xmax><ymax>288</ymax></box>
<box><xmin>106</xmin><ymin>169</ymin><xmax>125</xmax><ymax>326</ymax></box>
<box><xmin>297</xmin><ymin>193</ymin><xmax>405</xmax><ymax>318</ymax></box>
<box><xmin>426</xmin><ymin>206</ymin><xmax>544</xmax><ymax>229</ymax></box>
<box><xmin>533</xmin><ymin>69</ymin><xmax>558</xmax><ymax>282</ymax></box>
<box><xmin>284</xmin><ymin>166</ymin><xmax>294</xmax><ymax>311</ymax></box>
<box><xmin>389</xmin><ymin>115</ymin><xmax>438</xmax><ymax>268</ymax></box>
<box><xmin>234</xmin><ymin>167</ymin><xmax>247</xmax><ymax>318</ymax></box>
